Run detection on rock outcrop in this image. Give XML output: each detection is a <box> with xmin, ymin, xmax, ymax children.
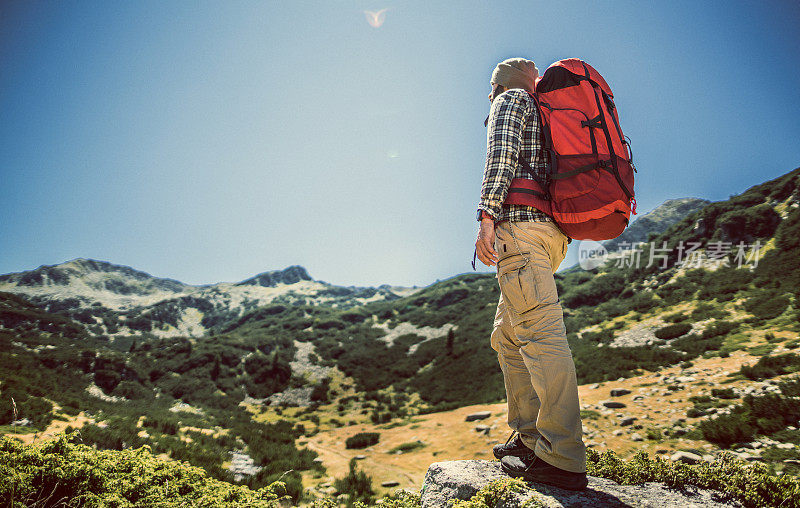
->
<box><xmin>421</xmin><ymin>460</ymin><xmax>742</xmax><ymax>507</ymax></box>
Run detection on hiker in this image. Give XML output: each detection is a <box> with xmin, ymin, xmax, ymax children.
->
<box><xmin>474</xmin><ymin>57</ymin><xmax>588</xmax><ymax>491</ymax></box>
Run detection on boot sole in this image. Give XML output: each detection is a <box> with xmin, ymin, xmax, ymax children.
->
<box><xmin>501</xmin><ymin>463</ymin><xmax>588</xmax><ymax>491</ymax></box>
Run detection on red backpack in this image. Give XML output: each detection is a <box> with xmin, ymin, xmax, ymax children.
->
<box><xmin>504</xmin><ymin>58</ymin><xmax>637</xmax><ymax>240</ymax></box>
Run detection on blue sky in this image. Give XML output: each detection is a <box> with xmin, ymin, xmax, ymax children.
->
<box><xmin>1</xmin><ymin>1</ymin><xmax>799</xmax><ymax>287</ymax></box>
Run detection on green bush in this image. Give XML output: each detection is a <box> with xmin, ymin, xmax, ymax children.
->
<box><xmin>388</xmin><ymin>441</ymin><xmax>425</xmax><ymax>454</ymax></box>
<box><xmin>699</xmin><ymin>392</ymin><xmax>800</xmax><ymax>448</ymax></box>
<box><xmin>334</xmin><ymin>458</ymin><xmax>375</xmax><ymax>507</ymax></box>
<box><xmin>345</xmin><ymin>432</ymin><xmax>380</xmax><ymax>449</ymax></box>
<box><xmin>740</xmin><ymin>353</ymin><xmax>800</xmax><ymax>380</ymax></box>
<box><xmin>711</xmin><ymin>388</ymin><xmax>737</xmax><ymax>399</ymax></box>
<box><xmin>715</xmin><ymin>203</ymin><xmax>781</xmax><ymax>245</ymax></box>
<box><xmin>689</xmin><ymin>302</ymin><xmax>726</xmax><ymax>321</ymax></box>
<box><xmin>655</xmin><ymin>323</ymin><xmax>692</xmax><ymax>340</ymax></box>
<box><xmin>562</xmin><ymin>272</ymin><xmax>627</xmax><ymax>308</ymax></box>
<box><xmin>0</xmin><ymin>432</ymin><xmax>290</xmax><ymax>506</ymax></box>
<box><xmin>698</xmin><ymin>410</ymin><xmax>755</xmax><ymax>448</ymax></box>
<box><xmin>744</xmin><ymin>290</ymin><xmax>791</xmax><ymax>321</ymax></box>
<box><xmin>586</xmin><ymin>447</ymin><xmax>800</xmax><ymax>508</ymax></box>
<box><xmin>778</xmin><ymin>376</ymin><xmax>800</xmax><ymax>397</ymax></box>
<box><xmin>663</xmin><ymin>312</ymin><xmax>688</xmax><ymax>323</ymax></box>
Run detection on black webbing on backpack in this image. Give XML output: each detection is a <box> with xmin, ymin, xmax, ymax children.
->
<box><xmin>582</xmin><ymin>62</ymin><xmax>633</xmax><ymax>200</ymax></box>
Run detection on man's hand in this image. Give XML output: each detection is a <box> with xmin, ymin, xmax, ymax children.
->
<box><xmin>475</xmin><ymin>218</ymin><xmax>499</xmax><ymax>267</ymax></box>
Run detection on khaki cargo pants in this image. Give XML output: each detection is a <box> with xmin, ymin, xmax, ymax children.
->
<box><xmin>490</xmin><ymin>220</ymin><xmax>586</xmax><ymax>473</ymax></box>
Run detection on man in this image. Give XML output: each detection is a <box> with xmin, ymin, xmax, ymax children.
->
<box><xmin>475</xmin><ymin>57</ymin><xmax>588</xmax><ymax>491</ymax></box>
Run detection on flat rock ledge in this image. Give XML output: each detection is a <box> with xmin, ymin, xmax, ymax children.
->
<box><xmin>421</xmin><ymin>460</ymin><xmax>742</xmax><ymax>508</ymax></box>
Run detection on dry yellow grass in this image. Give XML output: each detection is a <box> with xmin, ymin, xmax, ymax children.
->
<box><xmin>299</xmin><ymin>346</ymin><xmax>775</xmax><ymax>498</ymax></box>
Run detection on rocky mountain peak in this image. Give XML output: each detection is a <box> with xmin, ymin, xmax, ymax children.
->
<box><xmin>236</xmin><ymin>265</ymin><xmax>312</xmax><ymax>287</ymax></box>
<box><xmin>602</xmin><ymin>197</ymin><xmax>711</xmax><ymax>253</ymax></box>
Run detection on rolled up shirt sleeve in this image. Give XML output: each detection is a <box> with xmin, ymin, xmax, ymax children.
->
<box><xmin>478</xmin><ymin>90</ymin><xmax>532</xmax><ymax>220</ymax></box>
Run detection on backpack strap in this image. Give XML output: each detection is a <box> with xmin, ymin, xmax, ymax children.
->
<box><xmin>582</xmin><ymin>62</ymin><xmax>634</xmax><ymax>200</ymax></box>
<box><xmin>512</xmin><ymin>92</ymin><xmax>555</xmax><ymax>201</ymax></box>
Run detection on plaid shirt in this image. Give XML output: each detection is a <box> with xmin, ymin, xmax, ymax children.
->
<box><xmin>478</xmin><ymin>88</ymin><xmax>552</xmax><ymax>223</ymax></box>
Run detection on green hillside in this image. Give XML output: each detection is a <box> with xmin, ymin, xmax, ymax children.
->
<box><xmin>2</xmin><ymin>167</ymin><xmax>799</xmax><ymax>505</ymax></box>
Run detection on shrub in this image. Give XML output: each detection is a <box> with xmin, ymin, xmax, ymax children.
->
<box><xmin>715</xmin><ymin>203</ymin><xmax>781</xmax><ymax>244</ymax></box>
<box><xmin>663</xmin><ymin>312</ymin><xmax>687</xmax><ymax>323</ymax></box>
<box><xmin>645</xmin><ymin>427</ymin><xmax>663</xmax><ymax>440</ymax></box>
<box><xmin>345</xmin><ymin>432</ymin><xmax>380</xmax><ymax>449</ymax></box>
<box><xmin>711</xmin><ymin>388</ymin><xmax>737</xmax><ymax>399</ymax></box>
<box><xmin>744</xmin><ymin>290</ymin><xmax>790</xmax><ymax>321</ymax></box>
<box><xmin>450</xmin><ymin>478</ymin><xmax>527</xmax><ymax>508</ymax></box>
<box><xmin>686</xmin><ymin>407</ymin><xmax>705</xmax><ymax>418</ymax></box>
<box><xmin>334</xmin><ymin>458</ymin><xmax>375</xmax><ymax>506</ymax></box>
<box><xmin>740</xmin><ymin>353</ymin><xmax>800</xmax><ymax>380</ymax></box>
<box><xmin>94</xmin><ymin>369</ymin><xmax>121</xmax><ymax>393</ymax></box>
<box><xmin>655</xmin><ymin>323</ymin><xmax>692</xmax><ymax>340</ymax></box>
<box><xmin>702</xmin><ymin>321</ymin><xmax>738</xmax><ymax>339</ymax></box>
<box><xmin>0</xmin><ymin>432</ymin><xmax>290</xmax><ymax>506</ymax></box>
<box><xmin>388</xmin><ymin>441</ymin><xmax>425</xmax><ymax>454</ymax></box>
<box><xmin>698</xmin><ymin>410</ymin><xmax>755</xmax><ymax>447</ymax></box>
<box><xmin>586</xmin><ymin>447</ymin><xmax>800</xmax><ymax>508</ymax></box>
<box><xmin>778</xmin><ymin>376</ymin><xmax>800</xmax><ymax>397</ymax></box>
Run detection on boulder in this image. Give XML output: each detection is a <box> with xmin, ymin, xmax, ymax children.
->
<box><xmin>670</xmin><ymin>451</ymin><xmax>702</xmax><ymax>464</ymax></box>
<box><xmin>466</xmin><ymin>411</ymin><xmax>492</xmax><ymax>422</ymax></box>
<box><xmin>421</xmin><ymin>460</ymin><xmax>741</xmax><ymax>507</ymax></box>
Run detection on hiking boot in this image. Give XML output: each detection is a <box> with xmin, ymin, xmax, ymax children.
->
<box><xmin>492</xmin><ymin>431</ymin><xmax>532</xmax><ymax>460</ymax></box>
<box><xmin>500</xmin><ymin>451</ymin><xmax>588</xmax><ymax>491</ymax></box>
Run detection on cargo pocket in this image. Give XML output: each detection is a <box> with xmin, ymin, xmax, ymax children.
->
<box><xmin>496</xmin><ymin>254</ymin><xmax>536</xmax><ymax>316</ymax></box>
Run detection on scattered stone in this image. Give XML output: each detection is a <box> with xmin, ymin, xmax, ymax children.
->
<box><xmin>266</xmin><ymin>386</ymin><xmax>314</xmax><ymax>407</ymax></box>
<box><xmin>465</xmin><ymin>411</ymin><xmax>491</xmax><ymax>422</ymax></box>
<box><xmin>630</xmin><ymin>433</ymin><xmax>644</xmax><ymax>442</ymax></box>
<box><xmin>474</xmin><ymin>425</ymin><xmax>490</xmax><ymax>435</ymax></box>
<box><xmin>784</xmin><ymin>459</ymin><xmax>800</xmax><ymax>465</ymax></box>
<box><xmin>613</xmin><ymin>429</ymin><xmax>624</xmax><ymax>436</ymax></box>
<box><xmin>590</xmin><ymin>383</ymin><xmax>601</xmax><ymax>389</ymax></box>
<box><xmin>671</xmin><ymin>451</ymin><xmax>702</xmax><ymax>464</ymax></box>
<box><xmin>619</xmin><ymin>417</ymin><xmax>637</xmax><ymax>426</ymax></box>
<box><xmin>228</xmin><ymin>449</ymin><xmax>263</xmax><ymax>482</ymax></box>
<box><xmin>381</xmin><ymin>481</ymin><xmax>400</xmax><ymax>488</ymax></box>
<box><xmin>610</xmin><ymin>388</ymin><xmax>632</xmax><ymax>397</ymax></box>
<box><xmin>776</xmin><ymin>443</ymin><xmax>796</xmax><ymax>450</ymax></box>
<box><xmin>354</xmin><ymin>455</ymin><xmax>367</xmax><ymax>460</ymax></box>
<box><xmin>601</xmin><ymin>400</ymin><xmax>627</xmax><ymax>409</ymax></box>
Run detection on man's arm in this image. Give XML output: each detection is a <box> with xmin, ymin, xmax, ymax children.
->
<box><xmin>475</xmin><ymin>90</ymin><xmax>532</xmax><ymax>267</ymax></box>
<box><xmin>477</xmin><ymin>89</ymin><xmax>532</xmax><ymax>220</ymax></box>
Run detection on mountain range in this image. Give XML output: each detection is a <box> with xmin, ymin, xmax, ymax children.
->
<box><xmin>0</xmin><ymin>259</ymin><xmax>419</xmax><ymax>339</ymax></box>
